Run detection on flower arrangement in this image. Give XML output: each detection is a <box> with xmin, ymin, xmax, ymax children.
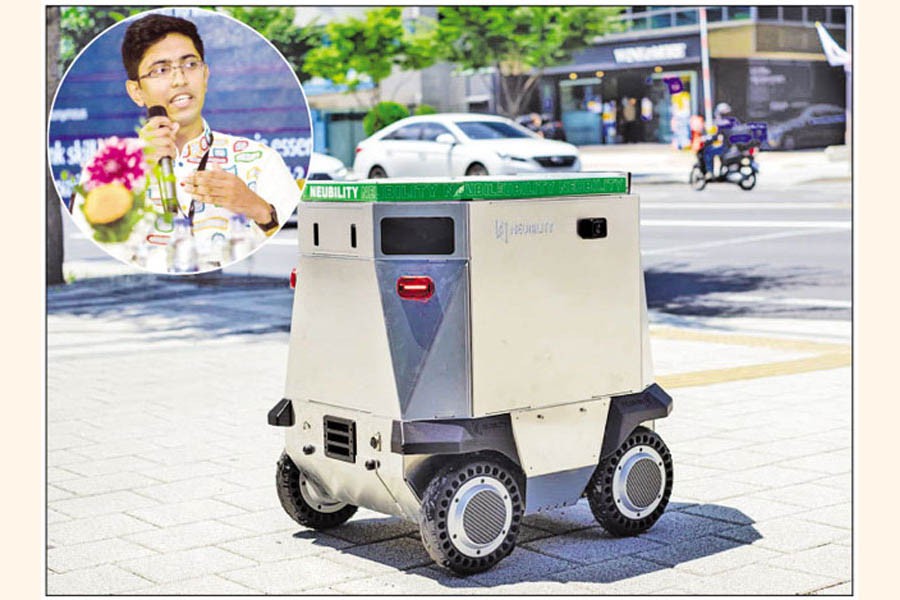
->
<box><xmin>72</xmin><ymin>137</ymin><xmax>150</xmax><ymax>243</ymax></box>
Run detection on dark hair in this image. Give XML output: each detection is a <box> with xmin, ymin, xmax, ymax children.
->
<box><xmin>121</xmin><ymin>14</ymin><xmax>205</xmax><ymax>80</ymax></box>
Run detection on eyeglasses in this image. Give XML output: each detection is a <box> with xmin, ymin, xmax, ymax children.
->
<box><xmin>139</xmin><ymin>59</ymin><xmax>204</xmax><ymax>80</ymax></box>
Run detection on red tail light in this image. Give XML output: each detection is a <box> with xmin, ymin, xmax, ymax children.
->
<box><xmin>749</xmin><ymin>147</ymin><xmax>757</xmax><ymax>157</ymax></box>
<box><xmin>355</xmin><ymin>145</ymin><xmax>363</xmax><ymax>154</ymax></box>
<box><xmin>290</xmin><ymin>267</ymin><xmax>297</xmax><ymax>289</ymax></box>
<box><xmin>397</xmin><ymin>276</ymin><xmax>434</xmax><ymax>302</ymax></box>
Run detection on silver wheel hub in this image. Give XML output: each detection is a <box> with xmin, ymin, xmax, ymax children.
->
<box><xmin>447</xmin><ymin>476</ymin><xmax>512</xmax><ymax>558</ymax></box>
<box><xmin>612</xmin><ymin>445</ymin><xmax>666</xmax><ymax>519</ymax></box>
<box><xmin>300</xmin><ymin>474</ymin><xmax>347</xmax><ymax>514</ymax></box>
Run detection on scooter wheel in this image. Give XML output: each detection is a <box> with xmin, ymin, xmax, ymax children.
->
<box><xmin>689</xmin><ymin>166</ymin><xmax>707</xmax><ymax>191</ymax></box>
<box><xmin>276</xmin><ymin>452</ymin><xmax>357</xmax><ymax>529</ymax></box>
<box><xmin>419</xmin><ymin>458</ymin><xmax>524</xmax><ymax>574</ymax></box>
<box><xmin>739</xmin><ymin>173</ymin><xmax>757</xmax><ymax>191</ymax></box>
<box><xmin>586</xmin><ymin>426</ymin><xmax>673</xmax><ymax>537</ymax></box>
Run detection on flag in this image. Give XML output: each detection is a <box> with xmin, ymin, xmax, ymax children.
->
<box><xmin>815</xmin><ymin>21</ymin><xmax>850</xmax><ymax>67</ymax></box>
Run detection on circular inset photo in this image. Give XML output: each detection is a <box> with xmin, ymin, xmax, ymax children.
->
<box><xmin>48</xmin><ymin>7</ymin><xmax>311</xmax><ymax>274</ymax></box>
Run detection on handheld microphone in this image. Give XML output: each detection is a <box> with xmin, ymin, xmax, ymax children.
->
<box><xmin>147</xmin><ymin>105</ymin><xmax>179</xmax><ymax>214</ymax></box>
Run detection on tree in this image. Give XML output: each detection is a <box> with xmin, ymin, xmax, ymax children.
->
<box><xmin>47</xmin><ymin>7</ymin><xmax>64</xmax><ymax>285</ymax></box>
<box><xmin>59</xmin><ymin>6</ymin><xmax>151</xmax><ymax>72</ymax></box>
<box><xmin>48</xmin><ymin>6</ymin><xmax>149</xmax><ymax>285</ymax></box>
<box><xmin>302</xmin><ymin>7</ymin><xmax>439</xmax><ymax>104</ymax></box>
<box><xmin>435</xmin><ymin>6</ymin><xmax>625</xmax><ymax>117</ymax></box>
<box><xmin>362</xmin><ymin>101</ymin><xmax>409</xmax><ymax>136</ymax></box>
<box><xmin>219</xmin><ymin>6</ymin><xmax>320</xmax><ymax>82</ymax></box>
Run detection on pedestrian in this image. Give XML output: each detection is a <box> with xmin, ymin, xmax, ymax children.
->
<box><xmin>622</xmin><ymin>97</ymin><xmax>638</xmax><ymax>143</ymax></box>
<box><xmin>690</xmin><ymin>113</ymin><xmax>705</xmax><ymax>153</ymax></box>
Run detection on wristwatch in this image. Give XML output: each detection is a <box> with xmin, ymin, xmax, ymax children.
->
<box><xmin>256</xmin><ymin>203</ymin><xmax>280</xmax><ymax>235</ymax></box>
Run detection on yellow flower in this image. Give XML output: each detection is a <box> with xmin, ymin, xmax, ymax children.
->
<box><xmin>83</xmin><ymin>183</ymin><xmax>133</xmax><ymax>225</ymax></box>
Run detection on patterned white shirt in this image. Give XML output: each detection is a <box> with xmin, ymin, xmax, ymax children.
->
<box><xmin>74</xmin><ymin>120</ymin><xmax>301</xmax><ymax>272</ymax></box>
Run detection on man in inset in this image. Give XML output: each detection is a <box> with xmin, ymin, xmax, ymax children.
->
<box><xmin>76</xmin><ymin>12</ymin><xmax>301</xmax><ymax>271</ymax></box>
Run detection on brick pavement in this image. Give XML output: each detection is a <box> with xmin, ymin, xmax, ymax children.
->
<box><xmin>46</xmin><ymin>275</ymin><xmax>851</xmax><ymax>595</ymax></box>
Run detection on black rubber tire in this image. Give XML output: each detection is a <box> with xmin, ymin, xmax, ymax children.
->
<box><xmin>586</xmin><ymin>426</ymin><xmax>673</xmax><ymax>537</ymax></box>
<box><xmin>689</xmin><ymin>165</ymin><xmax>707</xmax><ymax>191</ymax></box>
<box><xmin>738</xmin><ymin>172</ymin><xmax>757</xmax><ymax>191</ymax></box>
<box><xmin>465</xmin><ymin>163</ymin><xmax>489</xmax><ymax>176</ymax></box>
<box><xmin>276</xmin><ymin>452</ymin><xmax>357</xmax><ymax>530</ymax></box>
<box><xmin>368</xmin><ymin>165</ymin><xmax>388</xmax><ymax>178</ymax></box>
<box><xmin>419</xmin><ymin>458</ymin><xmax>524</xmax><ymax>575</ymax></box>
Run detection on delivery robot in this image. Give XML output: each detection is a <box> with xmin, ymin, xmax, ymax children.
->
<box><xmin>269</xmin><ymin>174</ymin><xmax>674</xmax><ymax>574</ymax></box>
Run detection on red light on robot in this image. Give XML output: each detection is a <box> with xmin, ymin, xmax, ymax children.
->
<box><xmin>397</xmin><ymin>276</ymin><xmax>434</xmax><ymax>302</ymax></box>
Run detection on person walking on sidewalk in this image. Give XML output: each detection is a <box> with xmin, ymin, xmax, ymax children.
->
<box><xmin>622</xmin><ymin>97</ymin><xmax>639</xmax><ymax>143</ymax></box>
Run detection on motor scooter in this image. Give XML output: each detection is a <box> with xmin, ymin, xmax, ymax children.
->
<box><xmin>690</xmin><ymin>135</ymin><xmax>760</xmax><ymax>191</ymax></box>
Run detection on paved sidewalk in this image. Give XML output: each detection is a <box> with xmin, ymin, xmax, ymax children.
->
<box><xmin>46</xmin><ymin>275</ymin><xmax>851</xmax><ymax>595</ymax></box>
<box><xmin>579</xmin><ymin>143</ymin><xmax>851</xmax><ymax>186</ymax></box>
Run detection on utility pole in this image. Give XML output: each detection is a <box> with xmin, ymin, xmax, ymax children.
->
<box><xmin>699</xmin><ymin>7</ymin><xmax>713</xmax><ymax>125</ymax></box>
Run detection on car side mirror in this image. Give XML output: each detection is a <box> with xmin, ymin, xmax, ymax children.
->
<box><xmin>435</xmin><ymin>133</ymin><xmax>457</xmax><ymax>146</ymax></box>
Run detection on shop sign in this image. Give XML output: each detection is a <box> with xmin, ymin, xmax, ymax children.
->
<box><xmin>613</xmin><ymin>42</ymin><xmax>687</xmax><ymax>64</ymax></box>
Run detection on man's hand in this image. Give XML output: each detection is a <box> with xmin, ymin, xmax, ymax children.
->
<box><xmin>181</xmin><ymin>164</ymin><xmax>271</xmax><ymax>224</ymax></box>
<box><xmin>139</xmin><ymin>115</ymin><xmax>179</xmax><ymax>167</ymax></box>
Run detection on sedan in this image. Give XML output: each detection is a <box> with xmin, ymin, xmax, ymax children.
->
<box><xmin>352</xmin><ymin>113</ymin><xmax>581</xmax><ymax>178</ymax></box>
<box><xmin>307</xmin><ymin>151</ymin><xmax>349</xmax><ymax>181</ymax></box>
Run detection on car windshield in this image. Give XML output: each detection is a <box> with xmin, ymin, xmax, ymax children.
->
<box><xmin>455</xmin><ymin>121</ymin><xmax>534</xmax><ymax>140</ymax></box>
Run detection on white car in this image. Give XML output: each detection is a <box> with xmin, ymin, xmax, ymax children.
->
<box><xmin>307</xmin><ymin>152</ymin><xmax>348</xmax><ymax>181</ymax></box>
<box><xmin>352</xmin><ymin>113</ymin><xmax>581</xmax><ymax>178</ymax></box>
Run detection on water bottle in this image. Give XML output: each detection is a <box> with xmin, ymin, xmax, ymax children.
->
<box><xmin>205</xmin><ymin>233</ymin><xmax>228</xmax><ymax>270</ymax></box>
<box><xmin>229</xmin><ymin>214</ymin><xmax>254</xmax><ymax>263</ymax></box>
<box><xmin>167</xmin><ymin>216</ymin><xmax>198</xmax><ymax>273</ymax></box>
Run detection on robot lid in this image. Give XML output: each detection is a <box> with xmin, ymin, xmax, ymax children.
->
<box><xmin>301</xmin><ymin>172</ymin><xmax>631</xmax><ymax>203</ymax></box>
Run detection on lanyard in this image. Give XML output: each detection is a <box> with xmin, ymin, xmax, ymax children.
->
<box><xmin>186</xmin><ymin>132</ymin><xmax>213</xmax><ymax>230</ymax></box>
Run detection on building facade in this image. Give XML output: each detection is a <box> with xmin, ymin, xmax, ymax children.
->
<box><xmin>540</xmin><ymin>6</ymin><xmax>849</xmax><ymax>147</ymax></box>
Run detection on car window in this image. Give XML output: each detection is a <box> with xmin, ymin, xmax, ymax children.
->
<box><xmin>383</xmin><ymin>124</ymin><xmax>423</xmax><ymax>141</ymax></box>
<box><xmin>420</xmin><ymin>122</ymin><xmax>453</xmax><ymax>141</ymax></box>
<box><xmin>455</xmin><ymin>121</ymin><xmax>533</xmax><ymax>140</ymax></box>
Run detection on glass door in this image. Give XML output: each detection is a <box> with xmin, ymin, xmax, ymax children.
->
<box><xmin>559</xmin><ymin>78</ymin><xmax>603</xmax><ymax>146</ymax></box>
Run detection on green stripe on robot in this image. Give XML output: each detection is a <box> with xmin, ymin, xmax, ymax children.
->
<box><xmin>301</xmin><ymin>174</ymin><xmax>629</xmax><ymax>203</ymax></box>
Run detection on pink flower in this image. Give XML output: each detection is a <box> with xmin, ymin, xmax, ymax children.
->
<box><xmin>83</xmin><ymin>137</ymin><xmax>147</xmax><ymax>192</ymax></box>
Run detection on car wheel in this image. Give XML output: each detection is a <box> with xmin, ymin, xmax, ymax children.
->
<box><xmin>368</xmin><ymin>166</ymin><xmax>388</xmax><ymax>178</ymax></box>
<box><xmin>419</xmin><ymin>458</ymin><xmax>524</xmax><ymax>574</ymax></box>
<box><xmin>586</xmin><ymin>426</ymin><xmax>673</xmax><ymax>537</ymax></box>
<box><xmin>276</xmin><ymin>452</ymin><xmax>357</xmax><ymax>530</ymax></box>
<box><xmin>465</xmin><ymin>163</ymin><xmax>489</xmax><ymax>176</ymax></box>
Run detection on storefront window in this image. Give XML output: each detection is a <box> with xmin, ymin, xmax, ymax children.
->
<box><xmin>630</xmin><ymin>16</ymin><xmax>649</xmax><ymax>31</ymax></box>
<box><xmin>650</xmin><ymin>12</ymin><xmax>672</xmax><ymax>29</ymax></box>
<box><xmin>675</xmin><ymin>9</ymin><xmax>699</xmax><ymax>26</ymax></box>
<box><xmin>828</xmin><ymin>7</ymin><xmax>847</xmax><ymax>25</ymax></box>
<box><xmin>559</xmin><ymin>79</ymin><xmax>604</xmax><ymax>146</ymax></box>
<box><xmin>757</xmin><ymin>6</ymin><xmax>779</xmax><ymax>21</ymax></box>
<box><xmin>807</xmin><ymin>7</ymin><xmax>827</xmax><ymax>23</ymax></box>
<box><xmin>706</xmin><ymin>8</ymin><xmax>723</xmax><ymax>22</ymax></box>
<box><xmin>729</xmin><ymin>6</ymin><xmax>752</xmax><ymax>21</ymax></box>
<box><xmin>782</xmin><ymin>7</ymin><xmax>803</xmax><ymax>22</ymax></box>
